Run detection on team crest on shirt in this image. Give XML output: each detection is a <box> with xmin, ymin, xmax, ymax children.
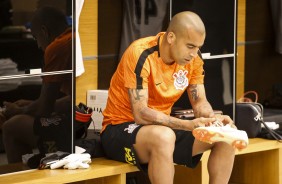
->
<box><xmin>173</xmin><ymin>70</ymin><xmax>189</xmax><ymax>90</ymax></box>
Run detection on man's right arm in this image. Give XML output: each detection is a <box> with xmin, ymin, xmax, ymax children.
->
<box><xmin>4</xmin><ymin>83</ymin><xmax>61</xmax><ymax>117</ymax></box>
<box><xmin>128</xmin><ymin>88</ymin><xmax>215</xmax><ymax>131</ymax></box>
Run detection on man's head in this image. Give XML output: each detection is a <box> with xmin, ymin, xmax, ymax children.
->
<box><xmin>31</xmin><ymin>6</ymin><xmax>68</xmax><ymax>51</ymax></box>
<box><xmin>164</xmin><ymin>11</ymin><xmax>206</xmax><ymax>66</ymax></box>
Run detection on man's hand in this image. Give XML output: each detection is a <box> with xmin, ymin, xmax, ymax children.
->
<box><xmin>14</xmin><ymin>99</ymin><xmax>33</xmax><ymax>107</ymax></box>
<box><xmin>212</xmin><ymin>114</ymin><xmax>237</xmax><ymax>129</ymax></box>
<box><xmin>3</xmin><ymin>101</ymin><xmax>22</xmax><ymax>118</ymax></box>
<box><xmin>190</xmin><ymin>115</ymin><xmax>237</xmax><ymax>130</ymax></box>
<box><xmin>190</xmin><ymin>117</ymin><xmax>216</xmax><ymax>129</ymax></box>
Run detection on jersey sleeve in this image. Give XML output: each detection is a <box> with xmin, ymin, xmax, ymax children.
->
<box><xmin>42</xmin><ymin>35</ymin><xmax>72</xmax><ymax>83</ymax></box>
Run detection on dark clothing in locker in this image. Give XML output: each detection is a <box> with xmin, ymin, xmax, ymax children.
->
<box><xmin>270</xmin><ymin>0</ymin><xmax>282</xmax><ymax>54</ymax></box>
<box><xmin>119</xmin><ymin>0</ymin><xmax>169</xmax><ymax>60</ymax></box>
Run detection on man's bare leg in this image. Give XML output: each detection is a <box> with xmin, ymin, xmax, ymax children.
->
<box><xmin>2</xmin><ymin>114</ymin><xmax>37</xmax><ymax>163</ymax></box>
<box><xmin>208</xmin><ymin>142</ymin><xmax>235</xmax><ymax>184</ymax></box>
<box><xmin>193</xmin><ymin>140</ymin><xmax>235</xmax><ymax>184</ymax></box>
<box><xmin>133</xmin><ymin>125</ymin><xmax>176</xmax><ymax>184</ymax></box>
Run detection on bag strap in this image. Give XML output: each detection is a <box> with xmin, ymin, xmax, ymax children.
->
<box><xmin>247</xmin><ymin>103</ymin><xmax>282</xmax><ymax>142</ymax></box>
<box><xmin>260</xmin><ymin>119</ymin><xmax>282</xmax><ymax>142</ymax></box>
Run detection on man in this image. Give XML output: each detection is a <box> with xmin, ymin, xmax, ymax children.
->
<box><xmin>101</xmin><ymin>11</ymin><xmax>248</xmax><ymax>184</ymax></box>
<box><xmin>2</xmin><ymin>6</ymin><xmax>72</xmax><ymax>163</ymax></box>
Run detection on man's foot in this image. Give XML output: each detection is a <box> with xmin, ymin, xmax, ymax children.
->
<box><xmin>192</xmin><ymin>124</ymin><xmax>249</xmax><ymax>150</ymax></box>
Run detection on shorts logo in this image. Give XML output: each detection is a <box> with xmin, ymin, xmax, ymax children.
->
<box><xmin>124</xmin><ymin>147</ymin><xmax>136</xmax><ymax>165</ymax></box>
<box><xmin>173</xmin><ymin>69</ymin><xmax>189</xmax><ymax>90</ymax></box>
<box><xmin>40</xmin><ymin>116</ymin><xmax>62</xmax><ymax>127</ymax></box>
<box><xmin>124</xmin><ymin>123</ymin><xmax>139</xmax><ymax>134</ymax></box>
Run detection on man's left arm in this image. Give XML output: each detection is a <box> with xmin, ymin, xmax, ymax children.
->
<box><xmin>187</xmin><ymin>84</ymin><xmax>214</xmax><ymax>118</ymax></box>
<box><xmin>187</xmin><ymin>84</ymin><xmax>234</xmax><ymax>125</ymax></box>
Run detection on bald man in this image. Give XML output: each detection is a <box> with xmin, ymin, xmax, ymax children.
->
<box><xmin>2</xmin><ymin>6</ymin><xmax>72</xmax><ymax>164</ymax></box>
<box><xmin>101</xmin><ymin>11</ymin><xmax>236</xmax><ymax>184</ymax></box>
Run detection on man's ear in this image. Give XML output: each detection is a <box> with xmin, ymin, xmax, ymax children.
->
<box><xmin>167</xmin><ymin>32</ymin><xmax>175</xmax><ymax>44</ymax></box>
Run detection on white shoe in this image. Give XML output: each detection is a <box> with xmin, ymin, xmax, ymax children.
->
<box><xmin>192</xmin><ymin>124</ymin><xmax>249</xmax><ymax>150</ymax></box>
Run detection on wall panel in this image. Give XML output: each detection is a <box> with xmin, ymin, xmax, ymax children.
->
<box><xmin>76</xmin><ymin>0</ymin><xmax>98</xmax><ymax>105</ymax></box>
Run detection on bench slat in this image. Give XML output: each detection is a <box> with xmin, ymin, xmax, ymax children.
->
<box><xmin>0</xmin><ymin>158</ymin><xmax>139</xmax><ymax>184</ymax></box>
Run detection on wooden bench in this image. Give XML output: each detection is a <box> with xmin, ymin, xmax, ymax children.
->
<box><xmin>175</xmin><ymin>138</ymin><xmax>282</xmax><ymax>184</ymax></box>
<box><xmin>0</xmin><ymin>138</ymin><xmax>281</xmax><ymax>184</ymax></box>
<box><xmin>0</xmin><ymin>157</ymin><xmax>139</xmax><ymax>184</ymax></box>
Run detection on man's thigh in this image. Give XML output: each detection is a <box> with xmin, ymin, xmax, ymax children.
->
<box><xmin>101</xmin><ymin>122</ymin><xmax>142</xmax><ymax>165</ymax></box>
<box><xmin>3</xmin><ymin>114</ymin><xmax>37</xmax><ymax>145</ymax></box>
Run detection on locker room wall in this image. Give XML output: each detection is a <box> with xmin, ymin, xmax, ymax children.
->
<box><xmin>244</xmin><ymin>0</ymin><xmax>282</xmax><ymax>104</ymax></box>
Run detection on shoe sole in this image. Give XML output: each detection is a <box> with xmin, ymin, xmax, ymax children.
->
<box><xmin>192</xmin><ymin>128</ymin><xmax>248</xmax><ymax>150</ymax></box>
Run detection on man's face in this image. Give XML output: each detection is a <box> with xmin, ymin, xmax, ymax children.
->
<box><xmin>170</xmin><ymin>29</ymin><xmax>205</xmax><ymax>66</ymax></box>
<box><xmin>31</xmin><ymin>24</ymin><xmax>49</xmax><ymax>52</ymax></box>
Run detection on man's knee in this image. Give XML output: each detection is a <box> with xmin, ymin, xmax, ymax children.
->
<box><xmin>213</xmin><ymin>142</ymin><xmax>236</xmax><ymax>153</ymax></box>
<box><xmin>2</xmin><ymin>115</ymin><xmax>32</xmax><ymax>136</ymax></box>
<box><xmin>157</xmin><ymin>127</ymin><xmax>175</xmax><ymax>144</ymax></box>
<box><xmin>135</xmin><ymin>126</ymin><xmax>176</xmax><ymax>162</ymax></box>
<box><xmin>144</xmin><ymin>126</ymin><xmax>176</xmax><ymax>151</ymax></box>
<box><xmin>2</xmin><ymin>118</ymin><xmax>14</xmax><ymax>135</ymax></box>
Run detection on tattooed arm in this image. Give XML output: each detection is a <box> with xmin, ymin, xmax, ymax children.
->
<box><xmin>128</xmin><ymin>88</ymin><xmax>215</xmax><ymax>131</ymax></box>
<box><xmin>188</xmin><ymin>84</ymin><xmax>234</xmax><ymax>126</ymax></box>
<box><xmin>187</xmin><ymin>84</ymin><xmax>214</xmax><ymax>118</ymax></box>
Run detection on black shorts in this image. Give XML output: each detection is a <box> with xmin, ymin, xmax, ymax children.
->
<box><xmin>100</xmin><ymin>122</ymin><xmax>203</xmax><ymax>172</ymax></box>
